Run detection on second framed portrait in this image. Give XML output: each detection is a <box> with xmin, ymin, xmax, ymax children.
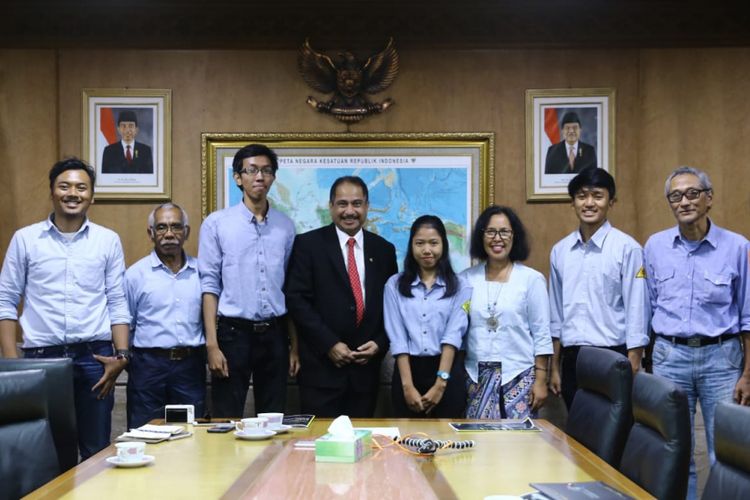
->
<box><xmin>525</xmin><ymin>88</ymin><xmax>615</xmax><ymax>201</ymax></box>
<box><xmin>82</xmin><ymin>88</ymin><xmax>172</xmax><ymax>200</ymax></box>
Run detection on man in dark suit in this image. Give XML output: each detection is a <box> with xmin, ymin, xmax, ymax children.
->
<box><xmin>101</xmin><ymin>110</ymin><xmax>154</xmax><ymax>174</ymax></box>
<box><xmin>286</xmin><ymin>176</ymin><xmax>398</xmax><ymax>417</ymax></box>
<box><xmin>544</xmin><ymin>111</ymin><xmax>597</xmax><ymax>174</ymax></box>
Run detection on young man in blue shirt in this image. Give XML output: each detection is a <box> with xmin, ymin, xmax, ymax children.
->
<box><xmin>0</xmin><ymin>157</ymin><xmax>131</xmax><ymax>459</ymax></box>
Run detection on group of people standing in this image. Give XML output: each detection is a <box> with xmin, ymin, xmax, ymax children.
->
<box><xmin>0</xmin><ymin>144</ymin><xmax>748</xmax><ymax>499</ymax></box>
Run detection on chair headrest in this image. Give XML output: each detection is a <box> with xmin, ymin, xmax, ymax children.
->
<box><xmin>576</xmin><ymin>346</ymin><xmax>632</xmax><ymax>402</ymax></box>
<box><xmin>632</xmin><ymin>371</ymin><xmax>689</xmax><ymax>439</ymax></box>
<box><xmin>0</xmin><ymin>369</ymin><xmax>48</xmax><ymax>422</ymax></box>
<box><xmin>714</xmin><ymin>402</ymin><xmax>750</xmax><ymax>472</ymax></box>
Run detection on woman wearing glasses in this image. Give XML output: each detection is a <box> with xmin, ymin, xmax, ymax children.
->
<box><xmin>384</xmin><ymin>215</ymin><xmax>473</xmax><ymax>417</ymax></box>
<box><xmin>461</xmin><ymin>205</ymin><xmax>553</xmax><ymax>419</ymax></box>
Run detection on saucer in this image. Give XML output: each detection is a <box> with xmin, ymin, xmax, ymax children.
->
<box><xmin>106</xmin><ymin>455</ymin><xmax>155</xmax><ymax>468</ymax></box>
<box><xmin>234</xmin><ymin>429</ymin><xmax>276</xmax><ymax>441</ymax></box>
<box><xmin>269</xmin><ymin>424</ymin><xmax>292</xmax><ymax>434</ymax></box>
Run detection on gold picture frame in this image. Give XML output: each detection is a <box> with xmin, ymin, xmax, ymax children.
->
<box><xmin>201</xmin><ymin>132</ymin><xmax>494</xmax><ymax>270</ymax></box>
<box><xmin>525</xmin><ymin>88</ymin><xmax>615</xmax><ymax>201</ymax></box>
<box><xmin>82</xmin><ymin>88</ymin><xmax>172</xmax><ymax>200</ymax></box>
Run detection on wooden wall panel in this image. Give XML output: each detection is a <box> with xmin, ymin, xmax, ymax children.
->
<box><xmin>637</xmin><ymin>48</ymin><xmax>750</xmax><ymax>243</ymax></box>
<box><xmin>1</xmin><ymin>47</ymin><xmax>749</xmax><ymax>278</ymax></box>
<box><xmin>0</xmin><ymin>50</ymin><xmax>58</xmax><ymax>257</ymax></box>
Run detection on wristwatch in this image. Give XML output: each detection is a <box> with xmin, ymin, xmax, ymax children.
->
<box><xmin>436</xmin><ymin>370</ymin><xmax>450</xmax><ymax>381</ymax></box>
<box><xmin>115</xmin><ymin>349</ymin><xmax>131</xmax><ymax>362</ymax></box>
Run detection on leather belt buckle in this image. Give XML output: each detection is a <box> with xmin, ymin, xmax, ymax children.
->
<box><xmin>253</xmin><ymin>322</ymin><xmax>271</xmax><ymax>333</ymax></box>
<box><xmin>168</xmin><ymin>348</ymin><xmax>189</xmax><ymax>360</ymax></box>
<box><xmin>687</xmin><ymin>337</ymin><xmax>702</xmax><ymax>348</ymax></box>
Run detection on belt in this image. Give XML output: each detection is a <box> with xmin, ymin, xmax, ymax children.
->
<box><xmin>561</xmin><ymin>344</ymin><xmax>626</xmax><ymax>354</ymax></box>
<box><xmin>218</xmin><ymin>315</ymin><xmax>282</xmax><ymax>334</ymax></box>
<box><xmin>22</xmin><ymin>340</ymin><xmax>112</xmax><ymax>356</ymax></box>
<box><xmin>132</xmin><ymin>346</ymin><xmax>204</xmax><ymax>361</ymax></box>
<box><xmin>656</xmin><ymin>333</ymin><xmax>738</xmax><ymax>347</ymax></box>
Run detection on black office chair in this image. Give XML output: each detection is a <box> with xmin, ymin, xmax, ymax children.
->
<box><xmin>619</xmin><ymin>372</ymin><xmax>690</xmax><ymax>500</ymax></box>
<box><xmin>565</xmin><ymin>346</ymin><xmax>633</xmax><ymax>468</ymax></box>
<box><xmin>0</xmin><ymin>369</ymin><xmax>60</xmax><ymax>500</ymax></box>
<box><xmin>701</xmin><ymin>402</ymin><xmax>750</xmax><ymax>499</ymax></box>
<box><xmin>0</xmin><ymin>358</ymin><xmax>78</xmax><ymax>472</ymax></box>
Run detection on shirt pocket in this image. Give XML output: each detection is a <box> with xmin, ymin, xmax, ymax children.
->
<box><xmin>74</xmin><ymin>258</ymin><xmax>105</xmax><ymax>293</ymax></box>
<box><xmin>653</xmin><ymin>267</ymin><xmax>677</xmax><ymax>303</ymax></box>
<box><xmin>699</xmin><ymin>270</ymin><xmax>733</xmax><ymax>306</ymax></box>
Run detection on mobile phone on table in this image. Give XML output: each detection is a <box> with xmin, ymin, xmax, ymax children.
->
<box><xmin>207</xmin><ymin>423</ymin><xmax>234</xmax><ymax>433</ymax></box>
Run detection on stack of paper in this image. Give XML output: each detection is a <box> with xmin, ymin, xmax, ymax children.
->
<box><xmin>116</xmin><ymin>424</ymin><xmax>192</xmax><ymax>443</ymax></box>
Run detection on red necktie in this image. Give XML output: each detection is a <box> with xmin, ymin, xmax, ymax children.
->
<box><xmin>347</xmin><ymin>238</ymin><xmax>364</xmax><ymax>326</ymax></box>
<box><xmin>126</xmin><ymin>145</ymin><xmax>133</xmax><ymax>164</ymax></box>
<box><xmin>568</xmin><ymin>146</ymin><xmax>575</xmax><ymax>170</ymax></box>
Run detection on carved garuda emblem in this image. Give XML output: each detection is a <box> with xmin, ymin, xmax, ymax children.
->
<box><xmin>298</xmin><ymin>38</ymin><xmax>399</xmax><ymax>123</ymax></box>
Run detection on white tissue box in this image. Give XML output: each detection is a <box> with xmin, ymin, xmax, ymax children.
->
<box><xmin>314</xmin><ymin>430</ymin><xmax>372</xmax><ymax>463</ymax></box>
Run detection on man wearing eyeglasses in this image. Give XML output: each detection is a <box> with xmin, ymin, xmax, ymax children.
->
<box><xmin>549</xmin><ymin>167</ymin><xmax>650</xmax><ymax>409</ymax></box>
<box><xmin>198</xmin><ymin>144</ymin><xmax>298</xmax><ymax>418</ymax></box>
<box><xmin>124</xmin><ymin>203</ymin><xmax>205</xmax><ymax>428</ymax></box>
<box><xmin>644</xmin><ymin>166</ymin><xmax>750</xmax><ymax>498</ymax></box>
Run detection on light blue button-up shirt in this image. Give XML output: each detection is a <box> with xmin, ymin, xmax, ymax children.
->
<box><xmin>383</xmin><ymin>273</ymin><xmax>472</xmax><ymax>357</ymax></box>
<box><xmin>549</xmin><ymin>221</ymin><xmax>650</xmax><ymax>349</ymax></box>
<box><xmin>644</xmin><ymin>220</ymin><xmax>750</xmax><ymax>337</ymax></box>
<box><xmin>125</xmin><ymin>251</ymin><xmax>204</xmax><ymax>348</ymax></box>
<box><xmin>0</xmin><ymin>217</ymin><xmax>130</xmax><ymax>347</ymax></box>
<box><xmin>462</xmin><ymin>263</ymin><xmax>553</xmax><ymax>384</ymax></box>
<box><xmin>198</xmin><ymin>202</ymin><xmax>295</xmax><ymax>321</ymax></box>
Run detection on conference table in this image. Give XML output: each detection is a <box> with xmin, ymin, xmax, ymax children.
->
<box><xmin>26</xmin><ymin>419</ymin><xmax>651</xmax><ymax>499</ymax></box>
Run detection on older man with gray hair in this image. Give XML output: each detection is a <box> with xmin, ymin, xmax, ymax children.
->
<box><xmin>125</xmin><ymin>202</ymin><xmax>205</xmax><ymax>428</ymax></box>
<box><xmin>644</xmin><ymin>166</ymin><xmax>750</xmax><ymax>498</ymax></box>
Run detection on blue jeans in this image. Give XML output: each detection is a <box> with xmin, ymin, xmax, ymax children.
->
<box><xmin>24</xmin><ymin>341</ymin><xmax>114</xmax><ymax>461</ymax></box>
<box><xmin>126</xmin><ymin>348</ymin><xmax>206</xmax><ymax>429</ymax></box>
<box><xmin>652</xmin><ymin>336</ymin><xmax>743</xmax><ymax>500</ymax></box>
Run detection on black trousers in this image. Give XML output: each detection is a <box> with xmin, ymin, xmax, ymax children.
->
<box><xmin>299</xmin><ymin>383</ymin><xmax>379</xmax><ymax>418</ymax></box>
<box><xmin>211</xmin><ymin>316</ymin><xmax>288</xmax><ymax>418</ymax></box>
<box><xmin>561</xmin><ymin>344</ymin><xmax>627</xmax><ymax>410</ymax></box>
<box><xmin>391</xmin><ymin>354</ymin><xmax>466</xmax><ymax>418</ymax></box>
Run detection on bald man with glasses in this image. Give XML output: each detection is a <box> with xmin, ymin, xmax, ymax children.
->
<box><xmin>125</xmin><ymin>203</ymin><xmax>205</xmax><ymax>428</ymax></box>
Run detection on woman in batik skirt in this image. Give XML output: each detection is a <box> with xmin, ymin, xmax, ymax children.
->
<box><xmin>460</xmin><ymin>205</ymin><xmax>553</xmax><ymax>419</ymax></box>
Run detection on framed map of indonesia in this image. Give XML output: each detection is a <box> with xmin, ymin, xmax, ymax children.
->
<box><xmin>201</xmin><ymin>132</ymin><xmax>494</xmax><ymax>271</ymax></box>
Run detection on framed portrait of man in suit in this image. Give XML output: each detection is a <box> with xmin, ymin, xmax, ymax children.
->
<box><xmin>201</xmin><ymin>132</ymin><xmax>494</xmax><ymax>272</ymax></box>
<box><xmin>525</xmin><ymin>88</ymin><xmax>615</xmax><ymax>201</ymax></box>
<box><xmin>82</xmin><ymin>88</ymin><xmax>171</xmax><ymax>200</ymax></box>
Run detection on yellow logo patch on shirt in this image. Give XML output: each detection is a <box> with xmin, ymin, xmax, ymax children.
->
<box><xmin>635</xmin><ymin>266</ymin><xmax>647</xmax><ymax>279</ymax></box>
<box><xmin>462</xmin><ymin>300</ymin><xmax>471</xmax><ymax>315</ymax></box>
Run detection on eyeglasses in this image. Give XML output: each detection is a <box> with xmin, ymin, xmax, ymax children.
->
<box><xmin>153</xmin><ymin>223</ymin><xmax>185</xmax><ymax>235</ymax></box>
<box><xmin>239</xmin><ymin>166</ymin><xmax>275</xmax><ymax>177</ymax></box>
<box><xmin>483</xmin><ymin>228</ymin><xmax>513</xmax><ymax>240</ymax></box>
<box><xmin>666</xmin><ymin>188</ymin><xmax>709</xmax><ymax>203</ymax></box>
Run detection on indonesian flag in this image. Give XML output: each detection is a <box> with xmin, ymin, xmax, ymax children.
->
<box><xmin>97</xmin><ymin>107</ymin><xmax>118</xmax><ymax>168</ymax></box>
<box><xmin>543</xmin><ymin>108</ymin><xmax>560</xmax><ymax>154</ymax></box>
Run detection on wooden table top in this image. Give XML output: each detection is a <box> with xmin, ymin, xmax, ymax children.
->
<box><xmin>25</xmin><ymin>419</ymin><xmax>652</xmax><ymax>499</ymax></box>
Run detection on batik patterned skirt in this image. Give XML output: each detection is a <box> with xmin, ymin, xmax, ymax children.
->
<box><xmin>465</xmin><ymin>362</ymin><xmax>536</xmax><ymax>419</ymax></box>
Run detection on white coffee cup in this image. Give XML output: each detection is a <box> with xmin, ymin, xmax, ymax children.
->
<box><xmin>235</xmin><ymin>417</ymin><xmax>268</xmax><ymax>433</ymax></box>
<box><xmin>258</xmin><ymin>412</ymin><xmax>284</xmax><ymax>427</ymax></box>
<box><xmin>116</xmin><ymin>441</ymin><xmax>146</xmax><ymax>462</ymax></box>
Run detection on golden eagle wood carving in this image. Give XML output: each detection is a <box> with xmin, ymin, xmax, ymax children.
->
<box><xmin>298</xmin><ymin>38</ymin><xmax>399</xmax><ymax>123</ymax></box>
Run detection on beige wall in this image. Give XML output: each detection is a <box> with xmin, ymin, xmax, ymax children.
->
<box><xmin>2</xmin><ymin>47</ymin><xmax>749</xmax><ymax>275</ymax></box>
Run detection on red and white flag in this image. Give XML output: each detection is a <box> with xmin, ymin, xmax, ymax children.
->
<box><xmin>97</xmin><ymin>107</ymin><xmax>118</xmax><ymax>168</ymax></box>
<box><xmin>543</xmin><ymin>107</ymin><xmax>560</xmax><ymax>154</ymax></box>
